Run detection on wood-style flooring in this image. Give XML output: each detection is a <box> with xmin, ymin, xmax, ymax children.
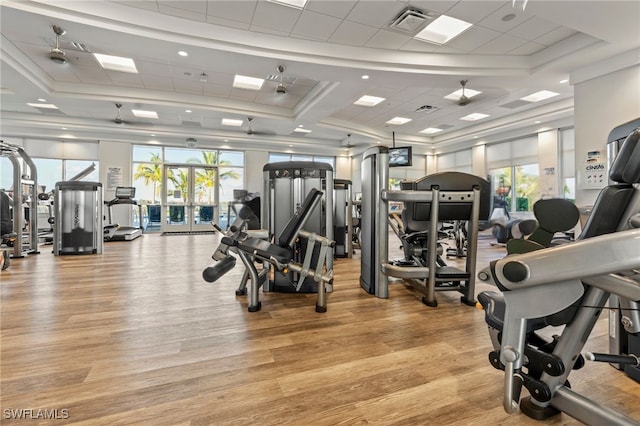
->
<box><xmin>1</xmin><ymin>232</ymin><xmax>638</xmax><ymax>425</ymax></box>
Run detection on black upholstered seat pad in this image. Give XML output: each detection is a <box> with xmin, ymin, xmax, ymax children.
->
<box><xmin>237</xmin><ymin>237</ymin><xmax>291</xmax><ymax>264</ymax></box>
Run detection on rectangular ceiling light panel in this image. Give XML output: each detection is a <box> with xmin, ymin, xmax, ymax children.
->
<box><xmin>293</xmin><ymin>128</ymin><xmax>312</xmax><ymax>133</ymax></box>
<box><xmin>27</xmin><ymin>102</ymin><xmax>58</xmax><ymax>109</ymax></box>
<box><xmin>266</xmin><ymin>0</ymin><xmax>307</xmax><ymax>8</ymax></box>
<box><xmin>414</xmin><ymin>15</ymin><xmax>472</xmax><ymax>44</ymax></box>
<box><xmin>460</xmin><ymin>113</ymin><xmax>490</xmax><ymax>121</ymax></box>
<box><xmin>419</xmin><ymin>127</ymin><xmax>443</xmax><ymax>134</ymax></box>
<box><xmin>520</xmin><ymin>90</ymin><xmax>560</xmax><ymax>102</ymax></box>
<box><xmin>131</xmin><ymin>109</ymin><xmax>158</xmax><ymax>119</ymax></box>
<box><xmin>386</xmin><ymin>117</ymin><xmax>412</xmax><ymax>125</ymax></box>
<box><xmin>233</xmin><ymin>75</ymin><xmax>265</xmax><ymax>90</ymax></box>
<box><xmin>93</xmin><ymin>53</ymin><xmax>138</xmax><ymax>73</ymax></box>
<box><xmin>354</xmin><ymin>95</ymin><xmax>386</xmax><ymax>107</ymax></box>
<box><xmin>221</xmin><ymin>118</ymin><xmax>243</xmax><ymax>127</ymax></box>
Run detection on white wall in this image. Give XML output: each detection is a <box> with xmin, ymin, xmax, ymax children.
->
<box><xmin>245</xmin><ymin>150</ymin><xmax>268</xmax><ymax>195</ymax></box>
<box><xmin>574</xmin><ymin>64</ymin><xmax>640</xmax><ymax>206</ymax></box>
<box><xmin>99</xmin><ymin>141</ymin><xmax>132</xmax><ymax>226</ymax></box>
<box><xmin>471</xmin><ymin>145</ymin><xmax>486</xmax><ymax>178</ymax></box>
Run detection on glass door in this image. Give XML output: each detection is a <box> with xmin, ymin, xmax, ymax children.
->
<box><xmin>161</xmin><ymin>164</ymin><xmax>218</xmax><ymax>233</ymax></box>
<box><xmin>192</xmin><ymin>165</ymin><xmax>218</xmax><ymax>232</ymax></box>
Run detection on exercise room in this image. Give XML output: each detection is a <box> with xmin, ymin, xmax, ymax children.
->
<box><xmin>1</xmin><ymin>1</ymin><xmax>639</xmax><ymax>424</ymax></box>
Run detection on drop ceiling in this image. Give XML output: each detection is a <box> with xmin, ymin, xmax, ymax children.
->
<box><xmin>1</xmin><ymin>0</ymin><xmax>638</xmax><ymax>155</ymax></box>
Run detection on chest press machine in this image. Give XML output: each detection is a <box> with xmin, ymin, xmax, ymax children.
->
<box><xmin>202</xmin><ymin>188</ymin><xmax>335</xmax><ymax>313</ymax></box>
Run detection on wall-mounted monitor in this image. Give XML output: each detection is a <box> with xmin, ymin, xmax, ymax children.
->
<box><xmin>389</xmin><ymin>146</ymin><xmax>412</xmax><ymax>167</ymax></box>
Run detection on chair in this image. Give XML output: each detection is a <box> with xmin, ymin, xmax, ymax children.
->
<box><xmin>198</xmin><ymin>206</ymin><xmax>214</xmax><ymax>223</ymax></box>
<box><xmin>505</xmin><ymin>198</ymin><xmax>580</xmax><ymax>254</ymax></box>
<box><xmin>169</xmin><ymin>206</ymin><xmax>185</xmax><ymax>223</ymax></box>
<box><xmin>477</xmin><ymin>127</ymin><xmax>640</xmax><ymax>424</ymax></box>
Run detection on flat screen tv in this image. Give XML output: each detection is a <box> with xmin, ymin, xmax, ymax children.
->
<box><xmin>389</xmin><ymin>146</ymin><xmax>412</xmax><ymax>167</ymax></box>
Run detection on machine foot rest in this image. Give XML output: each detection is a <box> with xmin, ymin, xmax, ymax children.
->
<box><xmin>520</xmin><ymin>396</ymin><xmax>560</xmax><ymax>420</ymax></box>
<box><xmin>435</xmin><ymin>266</ymin><xmax>469</xmax><ymax>280</ymax></box>
<box><xmin>235</xmin><ymin>288</ymin><xmax>247</xmax><ymax>296</ymax></box>
<box><xmin>248</xmin><ymin>302</ymin><xmax>261</xmax><ymax>312</ymax></box>
<box><xmin>315</xmin><ymin>304</ymin><xmax>327</xmax><ymax>313</ymax></box>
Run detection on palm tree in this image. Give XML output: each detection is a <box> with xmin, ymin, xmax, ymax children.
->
<box><xmin>134</xmin><ymin>153</ymin><xmax>162</xmax><ymax>203</ymax></box>
<box><xmin>187</xmin><ymin>151</ymin><xmax>239</xmax><ymax>202</ymax></box>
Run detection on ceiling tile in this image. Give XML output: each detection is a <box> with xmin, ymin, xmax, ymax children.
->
<box><xmin>157</xmin><ymin>4</ymin><xmax>207</xmax><ymax>22</ymax></box>
<box><xmin>328</xmin><ymin>20</ymin><xmax>377</xmax><ymax>46</ymax></box>
<box><xmin>476</xmin><ymin>2</ymin><xmax>534</xmax><ymax>33</ymax></box>
<box><xmin>508</xmin><ymin>41</ymin><xmax>545</xmax><ymax>55</ymax></box>
<box><xmin>248</xmin><ymin>24</ymin><xmax>291</xmax><ymax>37</ymax></box>
<box><xmin>173</xmin><ymin>79</ymin><xmax>203</xmax><ymax>95</ymax></box>
<box><xmin>444</xmin><ymin>1</ymin><xmax>507</xmax><ymax>25</ymax></box>
<box><xmin>345</xmin><ymin>1</ymin><xmax>405</xmax><ymax>28</ymax></box>
<box><xmin>142</xmin><ymin>75</ymin><xmax>175</xmax><ymax>91</ymax></box>
<box><xmin>251</xmin><ymin>1</ymin><xmax>302</xmax><ymax>34</ymax></box>
<box><xmin>158</xmin><ymin>1</ymin><xmax>207</xmax><ymax>14</ymax></box>
<box><xmin>364</xmin><ymin>29</ymin><xmax>412</xmax><ymax>50</ymax></box>
<box><xmin>111</xmin><ymin>1</ymin><xmax>158</xmax><ymax>12</ymax></box>
<box><xmin>446</xmin><ymin>25</ymin><xmax>501</xmax><ymax>52</ymax></box>
<box><xmin>509</xmin><ymin>17</ymin><xmax>562</xmax><ymax>41</ymax></box>
<box><xmin>205</xmin><ymin>1</ymin><xmax>257</xmax><ymax>23</ymax></box>
<box><xmin>203</xmin><ymin>84</ymin><xmax>232</xmax><ymax>98</ymax></box>
<box><xmin>305</xmin><ymin>0</ymin><xmax>357</xmax><ymax>19</ymax></box>
<box><xmin>404</xmin><ymin>1</ymin><xmax>459</xmax><ymax>15</ymax></box>
<box><xmin>399</xmin><ymin>38</ymin><xmax>440</xmax><ymax>52</ymax></box>
<box><xmin>291</xmin><ymin>10</ymin><xmax>342</xmax><ymax>41</ymax></box>
<box><xmin>534</xmin><ymin>26</ymin><xmax>578</xmax><ymax>46</ymax></box>
<box><xmin>205</xmin><ymin>16</ymin><xmax>251</xmax><ymax>30</ymax></box>
<box><xmin>472</xmin><ymin>33</ymin><xmax>528</xmax><ymax>54</ymax></box>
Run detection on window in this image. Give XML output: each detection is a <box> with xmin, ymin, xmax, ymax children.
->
<box><xmin>487</xmin><ymin>137</ymin><xmax>539</xmax><ymax>213</ymax></box>
<box><xmin>132</xmin><ymin>145</ymin><xmax>245</xmax><ymax>228</ymax></box>
<box><xmin>31</xmin><ymin>158</ymin><xmax>99</xmax><ymax>194</ymax></box>
<box><xmin>436</xmin><ymin>149</ymin><xmax>472</xmax><ymax>173</ymax></box>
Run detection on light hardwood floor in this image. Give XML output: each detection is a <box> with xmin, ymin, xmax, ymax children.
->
<box><xmin>1</xmin><ymin>232</ymin><xmax>638</xmax><ymax>425</ymax></box>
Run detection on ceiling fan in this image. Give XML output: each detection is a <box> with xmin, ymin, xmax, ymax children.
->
<box><xmin>457</xmin><ymin>80</ymin><xmax>472</xmax><ymax>106</ymax></box>
<box><xmin>113</xmin><ymin>103</ymin><xmax>125</xmax><ymax>124</ymax></box>
<box><xmin>245</xmin><ymin>117</ymin><xmax>275</xmax><ymax>136</ymax></box>
<box><xmin>275</xmin><ymin>65</ymin><xmax>287</xmax><ymax>95</ymax></box>
<box><xmin>49</xmin><ymin>25</ymin><xmax>67</xmax><ymax>64</ymax></box>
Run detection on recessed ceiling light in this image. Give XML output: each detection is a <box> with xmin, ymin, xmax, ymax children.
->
<box><xmin>131</xmin><ymin>109</ymin><xmax>158</xmax><ymax>119</ymax></box>
<box><xmin>473</xmin><ymin>136</ymin><xmax>479</xmax><ymax>139</ymax></box>
<box><xmin>535</xmin><ymin>121</ymin><xmax>541</xmax><ymax>124</ymax></box>
<box><xmin>266</xmin><ymin>0</ymin><xmax>307</xmax><ymax>9</ymax></box>
<box><xmin>27</xmin><ymin>102</ymin><xmax>58</xmax><ymax>109</ymax></box>
<box><xmin>224</xmin><ymin>139</ymin><xmax>229</xmax><ymax>142</ymax></box>
<box><xmin>444</xmin><ymin>87</ymin><xmax>482</xmax><ymax>100</ymax></box>
<box><xmin>178</xmin><ymin>50</ymin><xmax>188</xmax><ymax>57</ymax></box>
<box><xmin>354</xmin><ymin>95</ymin><xmax>385</xmax><ymax>107</ymax></box>
<box><xmin>419</xmin><ymin>127</ymin><xmax>443</xmax><ymax>134</ymax></box>
<box><xmin>560</xmin><ymin>79</ymin><xmax>569</xmax><ymax>84</ymax></box>
<box><xmin>386</xmin><ymin>117</ymin><xmax>412</xmax><ymax>125</ymax></box>
<box><xmin>414</xmin><ymin>15</ymin><xmax>472</xmax><ymax>45</ymax></box>
<box><xmin>221</xmin><ymin>118</ymin><xmax>243</xmax><ymax>127</ymax></box>
<box><xmin>185</xmin><ymin>109</ymin><xmax>192</xmax><ymax>113</ymax></box>
<box><xmin>460</xmin><ymin>113</ymin><xmax>490</xmax><ymax>121</ymax></box>
<box><xmin>38</xmin><ymin>98</ymin><xmax>46</xmax><ymax>102</ymax></box>
<box><xmin>361</xmin><ymin>75</ymin><xmax>370</xmax><ymax>80</ymax></box>
<box><xmin>233</xmin><ymin>75</ymin><xmax>265</xmax><ymax>90</ymax></box>
<box><xmin>61</xmin><ymin>127</ymin><xmax>67</xmax><ymax>130</ymax></box>
<box><xmin>520</xmin><ymin>90</ymin><xmax>560</xmax><ymax>102</ymax></box>
<box><xmin>93</xmin><ymin>53</ymin><xmax>138</xmax><ymax>73</ymax></box>
<box><xmin>293</xmin><ymin>128</ymin><xmax>312</xmax><ymax>134</ymax></box>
